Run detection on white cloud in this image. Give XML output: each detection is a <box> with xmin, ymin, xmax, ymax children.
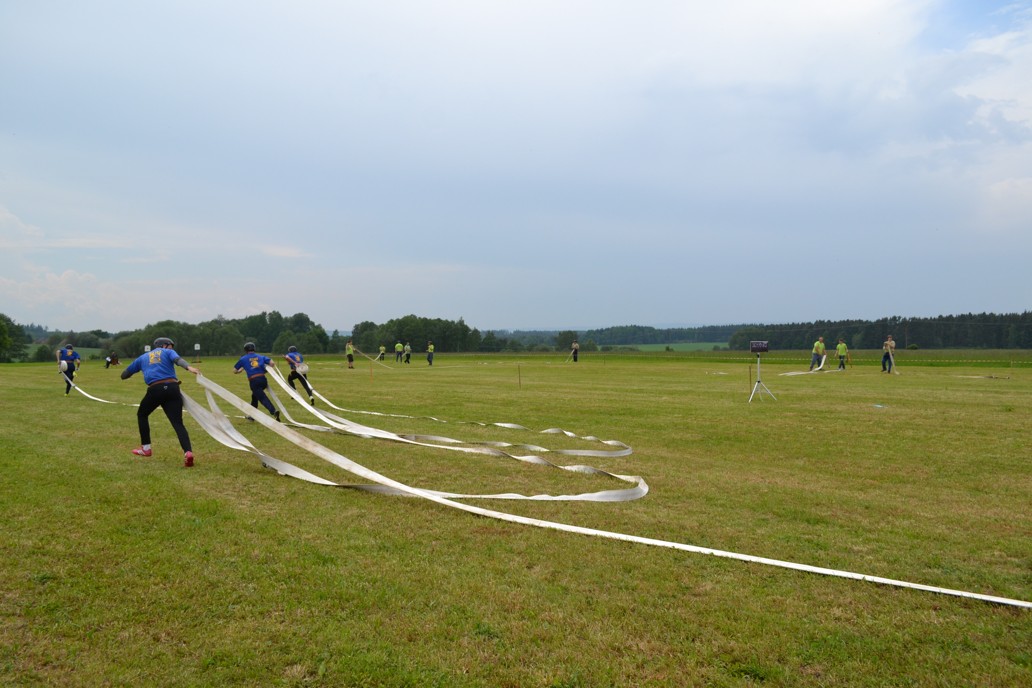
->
<box><xmin>0</xmin><ymin>205</ymin><xmax>44</xmax><ymax>242</ymax></box>
<box><xmin>958</xmin><ymin>11</ymin><xmax>1032</xmax><ymax>125</ymax></box>
<box><xmin>261</xmin><ymin>245</ymin><xmax>312</xmax><ymax>259</ymax></box>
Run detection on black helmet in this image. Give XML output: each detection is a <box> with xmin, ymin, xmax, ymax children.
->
<box><xmin>153</xmin><ymin>337</ymin><xmax>175</xmax><ymax>349</ymax></box>
<box><xmin>287</xmin><ymin>345</ymin><xmax>298</xmax><ymax>353</ymax></box>
<box><xmin>244</xmin><ymin>342</ymin><xmax>256</xmax><ymax>352</ymax></box>
<box><xmin>65</xmin><ymin>344</ymin><xmax>74</xmax><ymax>349</ymax></box>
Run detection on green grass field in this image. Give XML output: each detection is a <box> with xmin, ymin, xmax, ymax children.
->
<box><xmin>2</xmin><ymin>352</ymin><xmax>1030</xmax><ymax>686</ymax></box>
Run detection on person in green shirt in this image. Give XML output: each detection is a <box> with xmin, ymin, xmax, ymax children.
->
<box><xmin>426</xmin><ymin>341</ymin><xmax>435</xmax><ymax>366</ymax></box>
<box><xmin>346</xmin><ymin>341</ymin><xmax>355</xmax><ymax>369</ymax></box>
<box><xmin>809</xmin><ymin>336</ymin><xmax>826</xmax><ymax>371</ymax></box>
<box><xmin>836</xmin><ymin>338</ymin><xmax>849</xmax><ymax>370</ymax></box>
<box><xmin>395</xmin><ymin>341</ymin><xmax>404</xmax><ymax>362</ymax></box>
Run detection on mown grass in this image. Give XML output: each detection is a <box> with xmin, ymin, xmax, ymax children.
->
<box><xmin>1</xmin><ymin>353</ymin><xmax>1030</xmax><ymax>687</ymax></box>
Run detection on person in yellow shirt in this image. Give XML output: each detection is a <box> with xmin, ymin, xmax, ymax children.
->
<box><xmin>809</xmin><ymin>336</ymin><xmax>826</xmax><ymax>371</ymax></box>
<box><xmin>836</xmin><ymin>338</ymin><xmax>849</xmax><ymax>370</ymax></box>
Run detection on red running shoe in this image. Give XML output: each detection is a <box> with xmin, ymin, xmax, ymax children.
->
<box><xmin>184</xmin><ymin>451</ymin><xmax>194</xmax><ymax>468</ymax></box>
<box><xmin>132</xmin><ymin>447</ymin><xmax>153</xmax><ymax>457</ymax></box>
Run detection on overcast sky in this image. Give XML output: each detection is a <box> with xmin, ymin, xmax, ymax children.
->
<box><xmin>2</xmin><ymin>1</ymin><xmax>1030</xmax><ymax>335</ymax></box>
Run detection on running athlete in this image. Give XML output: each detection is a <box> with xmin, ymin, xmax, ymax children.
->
<box><xmin>56</xmin><ymin>344</ymin><xmax>81</xmax><ymax>395</ymax></box>
<box><xmin>283</xmin><ymin>345</ymin><xmax>315</xmax><ymax>405</ymax></box>
<box><xmin>121</xmin><ymin>337</ymin><xmax>199</xmax><ymax>467</ymax></box>
<box><xmin>234</xmin><ymin>342</ymin><xmax>280</xmax><ymax>421</ymax></box>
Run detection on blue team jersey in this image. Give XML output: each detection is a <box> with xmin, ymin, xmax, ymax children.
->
<box><xmin>125</xmin><ymin>348</ymin><xmax>182</xmax><ymax>384</ymax></box>
<box><xmin>235</xmin><ymin>352</ymin><xmax>272</xmax><ymax>377</ymax></box>
<box><xmin>59</xmin><ymin>350</ymin><xmax>81</xmax><ymax>365</ymax></box>
<box><xmin>286</xmin><ymin>352</ymin><xmax>304</xmax><ymax>369</ymax></box>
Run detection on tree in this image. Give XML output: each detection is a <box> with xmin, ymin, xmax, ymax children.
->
<box><xmin>351</xmin><ymin>321</ymin><xmax>379</xmax><ymax>353</ymax></box>
<box><xmin>286</xmin><ymin>312</ymin><xmax>315</xmax><ymax>334</ymax></box>
<box><xmin>480</xmin><ymin>331</ymin><xmax>500</xmax><ymax>352</ymax></box>
<box><xmin>272</xmin><ymin>330</ymin><xmax>298</xmax><ymax>355</ymax></box>
<box><xmin>328</xmin><ymin>330</ymin><xmax>347</xmax><ymax>354</ymax></box>
<box><xmin>0</xmin><ymin>314</ymin><xmax>28</xmax><ymax>362</ymax></box>
<box><xmin>0</xmin><ymin>315</ymin><xmax>14</xmax><ymax>361</ymax></box>
<box><xmin>298</xmin><ymin>326</ymin><xmax>329</xmax><ymax>353</ymax></box>
<box><xmin>208</xmin><ymin>324</ymin><xmax>245</xmax><ymax>356</ymax></box>
<box><xmin>555</xmin><ymin>330</ymin><xmax>579</xmax><ymax>352</ymax></box>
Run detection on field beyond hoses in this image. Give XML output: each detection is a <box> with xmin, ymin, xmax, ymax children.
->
<box><xmin>1</xmin><ymin>352</ymin><xmax>1030</xmax><ymax>687</ymax></box>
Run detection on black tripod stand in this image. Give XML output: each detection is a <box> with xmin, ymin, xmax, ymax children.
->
<box><xmin>748</xmin><ymin>353</ymin><xmax>776</xmax><ymax>402</ymax></box>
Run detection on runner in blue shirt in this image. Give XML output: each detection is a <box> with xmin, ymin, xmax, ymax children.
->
<box><xmin>121</xmin><ymin>337</ymin><xmax>200</xmax><ymax>467</ymax></box>
<box><xmin>56</xmin><ymin>344</ymin><xmax>81</xmax><ymax>395</ymax></box>
<box><xmin>234</xmin><ymin>342</ymin><xmax>280</xmax><ymax>421</ymax></box>
<box><xmin>283</xmin><ymin>345</ymin><xmax>315</xmax><ymax>405</ymax></box>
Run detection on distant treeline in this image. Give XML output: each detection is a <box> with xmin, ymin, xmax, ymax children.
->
<box><xmin>727</xmin><ymin>312</ymin><xmax>1032</xmax><ymax>350</ymax></box>
<box><xmin>7</xmin><ymin>312</ymin><xmax>338</xmax><ymax>361</ymax></box>
<box><xmin>352</xmin><ymin>318</ymin><xmax>583</xmax><ymax>354</ymax></box>
<box><xmin>4</xmin><ymin>311</ymin><xmax>576</xmax><ymax>361</ymax></box>
<box><xmin>4</xmin><ymin>310</ymin><xmax>1030</xmax><ymax>363</ymax></box>
<box><xmin>583</xmin><ymin>324</ymin><xmax>741</xmax><ymax>346</ymax></box>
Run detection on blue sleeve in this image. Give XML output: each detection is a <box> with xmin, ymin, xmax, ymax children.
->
<box><xmin>124</xmin><ymin>356</ymin><xmax>142</xmax><ymax>376</ymax></box>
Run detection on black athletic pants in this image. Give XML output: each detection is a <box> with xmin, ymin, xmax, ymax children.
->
<box><xmin>138</xmin><ymin>382</ymin><xmax>192</xmax><ymax>451</ymax></box>
<box><xmin>288</xmin><ymin>370</ymin><xmax>313</xmax><ymax>396</ymax></box>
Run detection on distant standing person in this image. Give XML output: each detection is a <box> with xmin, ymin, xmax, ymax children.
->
<box><xmin>121</xmin><ymin>337</ymin><xmax>199</xmax><ymax>467</ymax></box>
<box><xmin>395</xmin><ymin>341</ymin><xmax>404</xmax><ymax>362</ymax></box>
<box><xmin>378</xmin><ymin>345</ymin><xmax>386</xmax><ymax>361</ymax></box>
<box><xmin>882</xmin><ymin>335</ymin><xmax>896</xmax><ymax>373</ymax></box>
<box><xmin>57</xmin><ymin>344</ymin><xmax>81</xmax><ymax>395</ymax></box>
<box><xmin>571</xmin><ymin>340</ymin><xmax>579</xmax><ymax>362</ymax></box>
<box><xmin>809</xmin><ymin>336</ymin><xmax>826</xmax><ymax>371</ymax></box>
<box><xmin>284</xmin><ymin>345</ymin><xmax>315</xmax><ymax>405</ymax></box>
<box><xmin>404</xmin><ymin>342</ymin><xmax>411</xmax><ymax>364</ymax></box>
<box><xmin>836</xmin><ymin>338</ymin><xmax>849</xmax><ymax>370</ymax></box>
<box><xmin>345</xmin><ymin>340</ymin><xmax>355</xmax><ymax>369</ymax></box>
<box><xmin>234</xmin><ymin>342</ymin><xmax>280</xmax><ymax>421</ymax></box>
<box><xmin>426</xmin><ymin>341</ymin><xmax>434</xmax><ymax>366</ymax></box>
